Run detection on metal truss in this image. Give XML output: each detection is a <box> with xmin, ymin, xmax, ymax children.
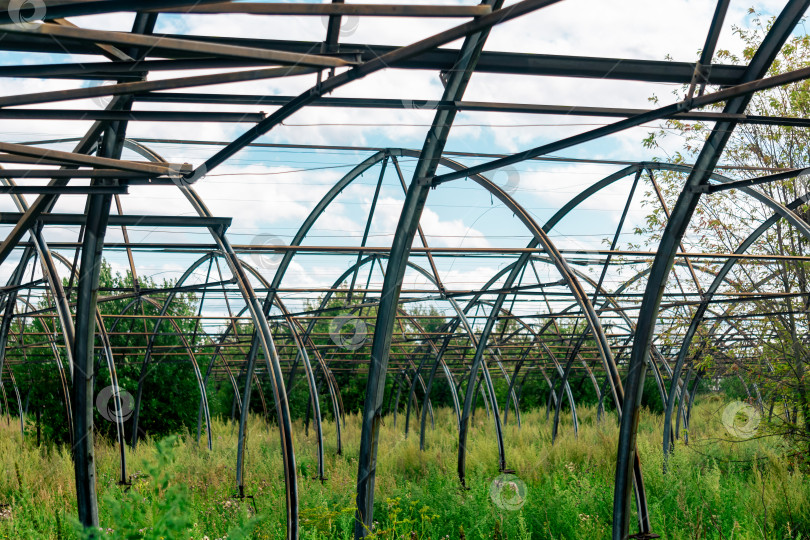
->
<box><xmin>0</xmin><ymin>2</ymin><xmax>809</xmax><ymax>539</ymax></box>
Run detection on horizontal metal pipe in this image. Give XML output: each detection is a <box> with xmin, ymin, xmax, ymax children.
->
<box><xmin>0</xmin><ymin>36</ymin><xmax>751</xmax><ymax>87</ymax></box>
<box><xmin>150</xmin><ymin>3</ymin><xmax>492</xmax><ymax>16</ymax></box>
<box><xmin>0</xmin><ymin>141</ymin><xmax>189</xmax><ymax>175</ymax></box>
<box><xmin>0</xmin><ymin>23</ymin><xmax>350</xmax><ymax>68</ymax></box>
<box><xmin>0</xmin><ymin>169</ymin><xmax>153</xmax><ymax>178</ymax></box>
<box><xmin>0</xmin><ymin>186</ymin><xmax>128</xmax><ymax>194</ymax></box>
<box><xmin>137</xmin><ymin>93</ymin><xmax>810</xmax><ymax>127</ymax></box>
<box><xmin>0</xmin><ymin>212</ymin><xmax>230</xmax><ymax>228</ymax></box>
<box><xmin>0</xmin><ymin>109</ymin><xmax>265</xmax><ymax>123</ymax></box>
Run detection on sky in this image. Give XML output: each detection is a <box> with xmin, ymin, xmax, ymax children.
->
<box><xmin>0</xmin><ymin>0</ymin><xmax>799</xmax><ymax>336</ymax></box>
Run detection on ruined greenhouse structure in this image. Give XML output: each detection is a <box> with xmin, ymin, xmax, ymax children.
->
<box><xmin>0</xmin><ymin>1</ymin><xmax>808</xmax><ymax>539</ymax></box>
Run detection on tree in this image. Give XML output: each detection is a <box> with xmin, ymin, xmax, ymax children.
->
<box><xmin>641</xmin><ymin>12</ymin><xmax>810</xmax><ymax>460</ymax></box>
<box><xmin>10</xmin><ymin>261</ymin><xmax>202</xmax><ymax>444</ymax></box>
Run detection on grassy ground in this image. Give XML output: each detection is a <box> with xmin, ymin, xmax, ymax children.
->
<box><xmin>0</xmin><ymin>397</ymin><xmax>808</xmax><ymax>539</ymax></box>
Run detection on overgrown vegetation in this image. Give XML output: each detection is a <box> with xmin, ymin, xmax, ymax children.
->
<box><xmin>0</xmin><ymin>401</ymin><xmax>807</xmax><ymax>539</ymax></box>
<box><xmin>8</xmin><ymin>262</ymin><xmax>202</xmax><ymax>444</ymax></box>
<box><xmin>10</xmin><ymin>269</ymin><xmax>642</xmax><ymax>448</ymax></box>
<box><xmin>641</xmin><ymin>12</ymin><xmax>810</xmax><ymax>465</ymax></box>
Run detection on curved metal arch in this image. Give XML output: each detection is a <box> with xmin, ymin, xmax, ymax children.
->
<box><xmin>432</xmin><ymin>165</ymin><xmax>628</xmax><ymax>492</ymax></box>
<box><xmin>321</xmin><ymin>255</ymin><xmax>510</xmax><ymax>455</ymax></box>
<box><xmin>199</xmin><ymin>302</ymin><xmax>250</xmax><ymax>420</ymax></box>
<box><xmin>102</xmin><ymin>288</ymin><xmax>246</xmax><ymax>448</ymax></box>
<box><xmin>50</xmin><ymin>252</ymin><xmax>134</xmax><ymax>483</ymax></box>
<box><xmin>421</xmin><ymin>256</ymin><xmax>581</xmax><ymax>438</ymax></box>
<box><xmin>9</xmin><ymin>292</ymin><xmax>73</xmax><ymax>436</ymax></box>
<box><xmin>0</xmin><ymin>175</ymin><xmax>79</xmax><ymax>445</ymax></box>
<box><xmin>238</xmin><ymin>258</ymin><xmax>327</xmax><ymax>481</ymax></box>
<box><xmin>224</xmin><ymin>150</ymin><xmax>608</xmax><ymax>528</ymax></box>
<box><xmin>446</xmin><ymin>242</ymin><xmax>672</xmax><ymax>479</ymax></box>
<box><xmin>3</xmin><ymin>364</ymin><xmax>22</xmax><ymax>435</ymax></box>
<box><xmin>573</xmin><ymin>258</ymin><xmax>757</xmax><ymax>420</ymax></box>
<box><xmin>542</xmin><ymin>151</ymin><xmax>810</xmax><ymax>445</ymax></box>
<box><xmin>478</xmin><ymin>299</ymin><xmax>582</xmax><ymax>432</ymax></box>
<box><xmin>673</xmin><ymin>302</ymin><xmax>775</xmax><ymax>437</ymax></box>
<box><xmin>268</xmin><ymin>207</ymin><xmax>502</xmax><ymax>468</ymax></box>
<box><xmin>139</xmin><ymin>295</ymin><xmax>213</xmax><ymax>452</ymax></box>
<box><xmin>451</xmin><ymin>299</ymin><xmax>523</xmax><ymax>425</ymax></box>
<box><xmin>252</xmin><ymin>151</ymin><xmax>520</xmax><ymax>452</ymax></box>
<box><xmin>502</xmin><ymin>254</ymin><xmax>722</xmax><ymax>435</ymax></box>
<box><xmin>701</xmin><ymin>293</ymin><xmax>787</xmax><ymax>422</ymax></box>
<box><xmin>128</xmin><ymin>251</ymin><xmax>218</xmax><ymax>449</ymax></box>
<box><xmin>500</xmin><ymin>254</ymin><xmax>724</xmax><ymax>516</ymax></box>
<box><xmin>359</xmin><ymin>153</ymin><xmax>623</xmax><ymax>489</ymax></box>
<box><xmin>389</xmin><ymin>369</ymin><xmax>406</xmax><ymax>426</ymax></box>
<box><xmin>0</xmin><ymin>247</ymin><xmax>46</xmax><ymax>436</ymax></box>
<box><xmin>397</xmin><ymin>309</ymin><xmax>447</xmax><ymax>436</ymax></box>
<box><xmin>384</xmin><ymin>279</ymin><xmax>511</xmax><ymax>444</ymax></box>
<box><xmin>613</xmin><ymin>5</ymin><xmax>809</xmax><ymax>537</ymax></box>
<box><xmin>125</xmin><ymin>250</ymin><xmax>323</xmax><ymax>466</ymax></box>
<box><xmin>0</xmin><ymin>174</ymin><xmax>76</xmax><ymax>378</ymax></box>
<box><xmin>551</xmin><ymin>259</ymin><xmax>704</xmax><ymax>435</ymax></box>
<box><xmin>200</xmin><ymin>325</ymin><xmax>246</xmax><ymax>428</ymax></box>
<box><xmin>186</xmin><ymin>185</ymin><xmax>301</xmax><ymax>536</ymax></box>
<box><xmin>247</xmin><ymin>147</ymin><xmax>594</xmax><ymax>456</ymax></box>
<box><xmin>662</xmin><ymin>192</ymin><xmax>810</xmax><ymax>456</ymax></box>
<box><xmin>123</xmin><ymin>139</ymin><xmax>299</xmax><ymax>539</ymax></box>
<box><xmin>504</xmin><ymin>343</ymin><xmax>561</xmax><ymax>425</ymax></box>
<box><xmin>472</xmin><ymin>297</ymin><xmax>595</xmax><ymax>429</ymax></box>
<box><xmin>294</xmin><ymin>254</ymin><xmax>456</xmax><ymax>427</ymax></box>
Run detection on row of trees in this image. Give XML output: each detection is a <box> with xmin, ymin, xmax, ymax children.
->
<box><xmin>2</xmin><ymin>261</ymin><xmax>634</xmax><ymax>445</ymax></box>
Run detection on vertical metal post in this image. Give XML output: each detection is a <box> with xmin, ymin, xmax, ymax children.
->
<box><xmin>612</xmin><ymin>3</ymin><xmax>809</xmax><ymax>537</ymax></box>
<box><xmin>355</xmin><ymin>176</ymin><xmax>431</xmax><ymax>538</ymax></box>
<box><xmin>72</xmin><ymin>189</ymin><xmax>113</xmax><ymax>528</ymax></box>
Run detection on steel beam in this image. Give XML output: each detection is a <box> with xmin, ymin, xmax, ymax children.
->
<box><xmin>187</xmin><ymin>0</ymin><xmax>564</xmax><ymax>183</ymax></box>
<box><xmin>0</xmin><ymin>0</ymin><xmax>229</xmax><ymax>23</ymax></box>
<box><xmin>433</xmin><ymin>60</ymin><xmax>810</xmax><ymax>184</ymax></box>
<box><xmin>353</xmin><ymin>0</ymin><xmax>518</xmax><ymax>531</ymax></box>
<box><xmin>151</xmin><ymin>3</ymin><xmax>493</xmax><ymax>16</ymax></box>
<box><xmin>137</xmin><ymin>92</ymin><xmax>810</xmax><ymax>127</ymax></box>
<box><xmin>0</xmin><ymin>213</ymin><xmax>231</xmax><ymax>229</ymax></box>
<box><xmin>0</xmin><ymin>24</ymin><xmax>350</xmax><ymax>68</ymax></box>
<box><xmin>0</xmin><ymin>142</ymin><xmax>188</xmax><ymax>176</ymax></box>
<box><xmin>612</xmin><ymin>3</ymin><xmax>810</xmax><ymax>538</ymax></box>
<box><xmin>71</xmin><ymin>189</ymin><xmax>113</xmax><ymax>529</ymax></box>
<box><xmin>0</xmin><ymin>37</ymin><xmax>748</xmax><ymax>85</ymax></box>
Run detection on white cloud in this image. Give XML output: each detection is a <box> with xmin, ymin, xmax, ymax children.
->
<box><xmin>0</xmin><ymin>1</ymin><xmax>794</xmax><ymax>315</ymax></box>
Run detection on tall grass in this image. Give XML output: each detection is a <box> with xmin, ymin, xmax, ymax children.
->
<box><xmin>0</xmin><ymin>396</ymin><xmax>807</xmax><ymax>538</ymax></box>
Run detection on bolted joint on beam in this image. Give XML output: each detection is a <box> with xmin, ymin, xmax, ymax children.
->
<box><xmin>416</xmin><ymin>176</ymin><xmax>436</xmax><ymax>187</ymax></box>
